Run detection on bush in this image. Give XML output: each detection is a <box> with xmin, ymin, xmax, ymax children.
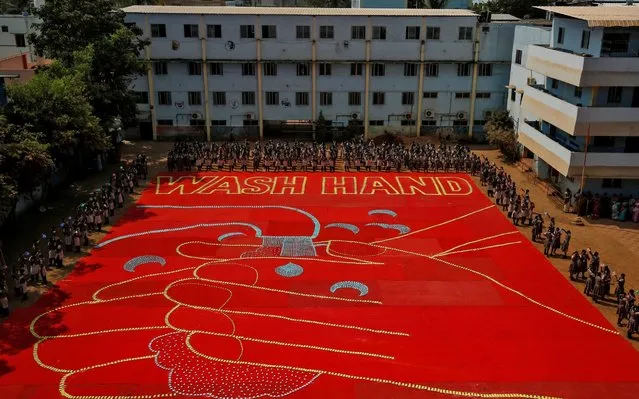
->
<box><xmin>484</xmin><ymin>110</ymin><xmax>520</xmax><ymax>163</ymax></box>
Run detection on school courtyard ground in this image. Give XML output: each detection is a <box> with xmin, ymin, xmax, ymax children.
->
<box><xmin>2</xmin><ymin>140</ymin><xmax>639</xmax><ymax>399</ymax></box>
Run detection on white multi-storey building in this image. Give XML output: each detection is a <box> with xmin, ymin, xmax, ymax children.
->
<box><xmin>124</xmin><ymin>6</ymin><xmax>514</xmax><ymax>140</ymax></box>
<box><xmin>0</xmin><ymin>14</ymin><xmax>38</xmax><ymax>62</ymax></box>
<box><xmin>508</xmin><ymin>5</ymin><xmax>639</xmax><ymax>195</ymax></box>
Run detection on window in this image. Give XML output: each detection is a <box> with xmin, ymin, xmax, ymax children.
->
<box><xmin>422</xmin><ymin>120</ymin><xmax>437</xmax><ymax>126</ymax></box>
<box><xmin>188</xmin><ymin>62</ymin><xmax>202</xmax><ymax>75</ymax></box>
<box><xmin>557</xmin><ymin>27</ymin><xmax>565</xmax><ymax>44</ymax></box>
<box><xmin>296</xmin><ymin>92</ymin><xmax>309</xmax><ymax>106</ymax></box>
<box><xmin>151</xmin><ymin>24</ymin><xmax>166</xmax><ymax>38</ymax></box>
<box><xmin>478</xmin><ymin>63</ymin><xmax>493</xmax><ymax>76</ymax></box>
<box><xmin>240</xmin><ymin>25</ymin><xmax>255</xmax><ymax>39</ymax></box>
<box><xmin>423</xmin><ymin>91</ymin><xmax>438</xmax><ymax>98</ymax></box>
<box><xmin>188</xmin><ymin>91</ymin><xmax>202</xmax><ymax>105</ymax></box>
<box><xmin>265</xmin><ymin>92</ymin><xmax>279</xmax><ymax>105</ymax></box>
<box><xmin>404</xmin><ymin>63</ymin><xmax>418</xmax><ymax>77</ymax></box>
<box><xmin>212</xmin><ymin>92</ymin><xmax>226</xmax><ymax>106</ymax></box>
<box><xmin>211</xmin><ymin>120</ymin><xmax>227</xmax><ymax>126</ymax></box>
<box><xmin>476</xmin><ymin>92</ymin><xmax>491</xmax><ymax>99</ymax></box>
<box><xmin>372</xmin><ymin>63</ymin><xmax>385</xmax><ymax>77</ymax></box>
<box><xmin>154</xmin><ymin>61</ymin><xmax>168</xmax><ymax>75</ymax></box>
<box><xmin>455</xmin><ymin>92</ymin><xmax>471</xmax><ymax>99</ymax></box>
<box><xmin>425</xmin><ymin>63</ymin><xmax>439</xmax><ymax>77</ymax></box>
<box><xmin>350</xmin><ymin>63</ymin><xmax>363</xmax><ymax>76</ymax></box>
<box><xmin>594</xmin><ymin>136</ymin><xmax>615</xmax><ymax>147</ymax></box>
<box><xmin>372</xmin><ymin>92</ymin><xmax>385</xmax><ymax>105</ymax></box>
<box><xmin>406</xmin><ymin>26</ymin><xmax>420</xmax><ymax>40</ymax></box>
<box><xmin>242</xmin><ymin>91</ymin><xmax>255</xmax><ymax>105</ymax></box>
<box><xmin>351</xmin><ymin>26</ymin><xmax>366</xmax><ymax>40</ymax></box>
<box><xmin>401</xmin><ymin>120</ymin><xmax>416</xmax><ymax>126</ymax></box>
<box><xmin>157</xmin><ymin>119</ymin><xmax>173</xmax><ymax>126</ymax></box>
<box><xmin>1</xmin><ymin>26</ymin><xmax>7</xmax><ymax>33</ymax></box>
<box><xmin>184</xmin><ymin>24</ymin><xmax>198</xmax><ymax>38</ymax></box>
<box><xmin>369</xmin><ymin>120</ymin><xmax>384</xmax><ymax>126</ymax></box>
<box><xmin>426</xmin><ymin>27</ymin><xmax>440</xmax><ymax>40</ymax></box>
<box><xmin>510</xmin><ymin>88</ymin><xmax>516</xmax><ymax>102</ymax></box>
<box><xmin>190</xmin><ymin>119</ymin><xmax>205</xmax><ymax>126</ymax></box>
<box><xmin>372</xmin><ymin>26</ymin><xmax>387</xmax><ymax>40</ymax></box>
<box><xmin>157</xmin><ymin>91</ymin><xmax>172</xmax><ymax>105</ymax></box>
<box><xmin>574</xmin><ymin>87</ymin><xmax>583</xmax><ymax>98</ymax></box>
<box><xmin>263</xmin><ymin>63</ymin><xmax>277</xmax><ymax>76</ymax></box>
<box><xmin>581</xmin><ymin>30</ymin><xmax>590</xmax><ymax>49</ymax></box>
<box><xmin>262</xmin><ymin>25</ymin><xmax>277</xmax><ymax>39</ymax></box>
<box><xmin>453</xmin><ymin>120</ymin><xmax>468</xmax><ymax>126</ymax></box>
<box><xmin>402</xmin><ymin>92</ymin><xmax>415</xmax><ymax>105</ymax></box>
<box><xmin>348</xmin><ymin>92</ymin><xmax>361</xmax><ymax>106</ymax></box>
<box><xmin>482</xmin><ymin>26</ymin><xmax>490</xmax><ymax>33</ymax></box>
<box><xmin>209</xmin><ymin>63</ymin><xmax>223</xmax><ymax>75</ymax></box>
<box><xmin>296</xmin><ymin>25</ymin><xmax>310</xmax><ymax>39</ymax></box>
<box><xmin>319</xmin><ymin>63</ymin><xmax>332</xmax><ymax>76</ymax></box>
<box><xmin>458</xmin><ymin>27</ymin><xmax>473</xmax><ymax>40</ymax></box>
<box><xmin>134</xmin><ymin>91</ymin><xmax>149</xmax><ymax>104</ymax></box>
<box><xmin>515</xmin><ymin>49</ymin><xmax>522</xmax><ymax>65</ymax></box>
<box><xmin>320</xmin><ymin>25</ymin><xmax>334</xmax><ymax>39</ymax></box>
<box><xmin>320</xmin><ymin>92</ymin><xmax>332</xmax><ymax>106</ymax></box>
<box><xmin>14</xmin><ymin>34</ymin><xmax>25</xmax><ymax>47</ymax></box>
<box><xmin>207</xmin><ymin>24</ymin><xmax>222</xmax><ymax>38</ymax></box>
<box><xmin>241</xmin><ymin>63</ymin><xmax>255</xmax><ymax>76</ymax></box>
<box><xmin>607</xmin><ymin>86</ymin><xmax>622</xmax><ymax>103</ymax></box>
<box><xmin>457</xmin><ymin>63</ymin><xmax>471</xmax><ymax>76</ymax></box>
<box><xmin>296</xmin><ymin>63</ymin><xmax>310</xmax><ymax>76</ymax></box>
<box><xmin>551</xmin><ymin>78</ymin><xmax>558</xmax><ymax>89</ymax></box>
<box><xmin>244</xmin><ymin>119</ymin><xmax>258</xmax><ymax>126</ymax></box>
<box><xmin>602</xmin><ymin>178</ymin><xmax>622</xmax><ymax>189</ymax></box>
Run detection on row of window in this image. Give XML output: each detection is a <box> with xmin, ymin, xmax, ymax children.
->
<box><xmin>150</xmin><ymin>23</ymin><xmax>473</xmax><ymax>41</ymax></box>
<box><xmin>556</xmin><ymin>26</ymin><xmax>591</xmax><ymax>50</ymax></box>
<box><xmin>140</xmin><ymin>90</ymin><xmax>493</xmax><ymax>106</ymax></box>
<box><xmin>157</xmin><ymin>119</ymin><xmax>479</xmax><ymax>127</ymax></box>
<box><xmin>155</xmin><ymin>61</ymin><xmax>495</xmax><ymax>78</ymax></box>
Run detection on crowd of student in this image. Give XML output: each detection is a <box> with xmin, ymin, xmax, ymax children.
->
<box><xmin>0</xmin><ymin>155</ymin><xmax>148</xmax><ymax>317</ymax></box>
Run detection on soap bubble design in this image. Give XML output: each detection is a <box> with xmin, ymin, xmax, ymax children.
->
<box><xmin>275</xmin><ymin>262</ymin><xmax>304</xmax><ymax>278</ymax></box>
<box><xmin>330</xmin><ymin>281</ymin><xmax>369</xmax><ymax>297</ymax></box>
<box><xmin>123</xmin><ymin>255</ymin><xmax>166</xmax><ymax>272</ymax></box>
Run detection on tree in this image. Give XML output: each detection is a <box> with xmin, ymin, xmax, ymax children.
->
<box><xmin>28</xmin><ymin>0</ymin><xmax>149</xmax><ymax>130</ymax></box>
<box><xmin>315</xmin><ymin>111</ymin><xmax>332</xmax><ymax>142</ymax></box>
<box><xmin>302</xmin><ymin>0</ymin><xmax>350</xmax><ymax>7</ymax></box>
<box><xmin>471</xmin><ymin>0</ymin><xmax>550</xmax><ymax>19</ymax></box>
<box><xmin>483</xmin><ymin>110</ymin><xmax>520</xmax><ymax>163</ymax></box>
<box><xmin>0</xmin><ymin>0</ymin><xmax>31</xmax><ymax>14</ymax></box>
<box><xmin>3</xmin><ymin>61</ymin><xmax>107</xmax><ymax>172</ymax></box>
<box><xmin>409</xmin><ymin>0</ymin><xmax>450</xmax><ymax>8</ymax></box>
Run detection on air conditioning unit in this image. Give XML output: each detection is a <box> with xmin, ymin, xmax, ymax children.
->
<box><xmin>424</xmin><ymin>109</ymin><xmax>435</xmax><ymax>119</ymax></box>
<box><xmin>351</xmin><ymin>112</ymin><xmax>361</xmax><ymax>120</ymax></box>
<box><xmin>404</xmin><ymin>113</ymin><xmax>412</xmax><ymax>120</ymax></box>
<box><xmin>456</xmin><ymin>111</ymin><xmax>467</xmax><ymax>120</ymax></box>
<box><xmin>245</xmin><ymin>112</ymin><xmax>254</xmax><ymax>120</ymax></box>
<box><xmin>527</xmin><ymin>77</ymin><xmax>537</xmax><ymax>85</ymax></box>
<box><xmin>171</xmin><ymin>40</ymin><xmax>180</xmax><ymax>50</ymax></box>
<box><xmin>191</xmin><ymin>112</ymin><xmax>202</xmax><ymax>120</ymax></box>
<box><xmin>343</xmin><ymin>40</ymin><xmax>349</xmax><ymax>48</ymax></box>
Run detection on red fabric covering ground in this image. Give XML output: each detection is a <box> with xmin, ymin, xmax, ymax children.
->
<box><xmin>2</xmin><ymin>173</ymin><xmax>639</xmax><ymax>399</ymax></box>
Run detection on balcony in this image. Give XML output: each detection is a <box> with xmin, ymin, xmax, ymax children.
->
<box><xmin>521</xmin><ymin>84</ymin><xmax>639</xmax><ymax>137</ymax></box>
<box><xmin>526</xmin><ymin>45</ymin><xmax>639</xmax><ymax>87</ymax></box>
<box><xmin>518</xmin><ymin>121</ymin><xmax>639</xmax><ymax>179</ymax></box>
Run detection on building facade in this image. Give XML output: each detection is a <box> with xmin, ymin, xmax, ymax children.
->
<box><xmin>508</xmin><ymin>6</ymin><xmax>639</xmax><ymax>196</ymax></box>
<box><xmin>124</xmin><ymin>6</ymin><xmax>514</xmax><ymax>140</ymax></box>
<box><xmin>0</xmin><ymin>14</ymin><xmax>38</xmax><ymax>63</ymax></box>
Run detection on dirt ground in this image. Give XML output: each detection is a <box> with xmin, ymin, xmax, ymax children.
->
<box><xmin>3</xmin><ymin>139</ymin><xmax>639</xmax><ymax>350</ymax></box>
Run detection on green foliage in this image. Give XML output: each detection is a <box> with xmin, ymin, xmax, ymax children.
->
<box><xmin>373</xmin><ymin>131</ymin><xmax>404</xmax><ymax>146</ymax></box>
<box><xmin>471</xmin><ymin>0</ymin><xmax>550</xmax><ymax>19</ymax></box>
<box><xmin>409</xmin><ymin>0</ymin><xmax>450</xmax><ymax>9</ymax></box>
<box><xmin>315</xmin><ymin>111</ymin><xmax>332</xmax><ymax>142</ymax></box>
<box><xmin>302</xmin><ymin>0</ymin><xmax>351</xmax><ymax>7</ymax></box>
<box><xmin>484</xmin><ymin>110</ymin><xmax>520</xmax><ymax>163</ymax></box>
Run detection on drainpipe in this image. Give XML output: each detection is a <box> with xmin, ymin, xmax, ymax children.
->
<box><xmin>311</xmin><ymin>16</ymin><xmax>317</xmax><ymax>140</ymax></box>
<box><xmin>145</xmin><ymin>15</ymin><xmax>158</xmax><ymax>141</ymax></box>
<box><xmin>415</xmin><ymin>15</ymin><xmax>426</xmax><ymax>137</ymax></box>
<box><xmin>364</xmin><ymin>16</ymin><xmax>372</xmax><ymax>139</ymax></box>
<box><xmin>256</xmin><ymin>15</ymin><xmax>264</xmax><ymax>140</ymax></box>
<box><xmin>467</xmin><ymin>20</ymin><xmax>481</xmax><ymax>138</ymax></box>
<box><xmin>200</xmin><ymin>15</ymin><xmax>211</xmax><ymax>142</ymax></box>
